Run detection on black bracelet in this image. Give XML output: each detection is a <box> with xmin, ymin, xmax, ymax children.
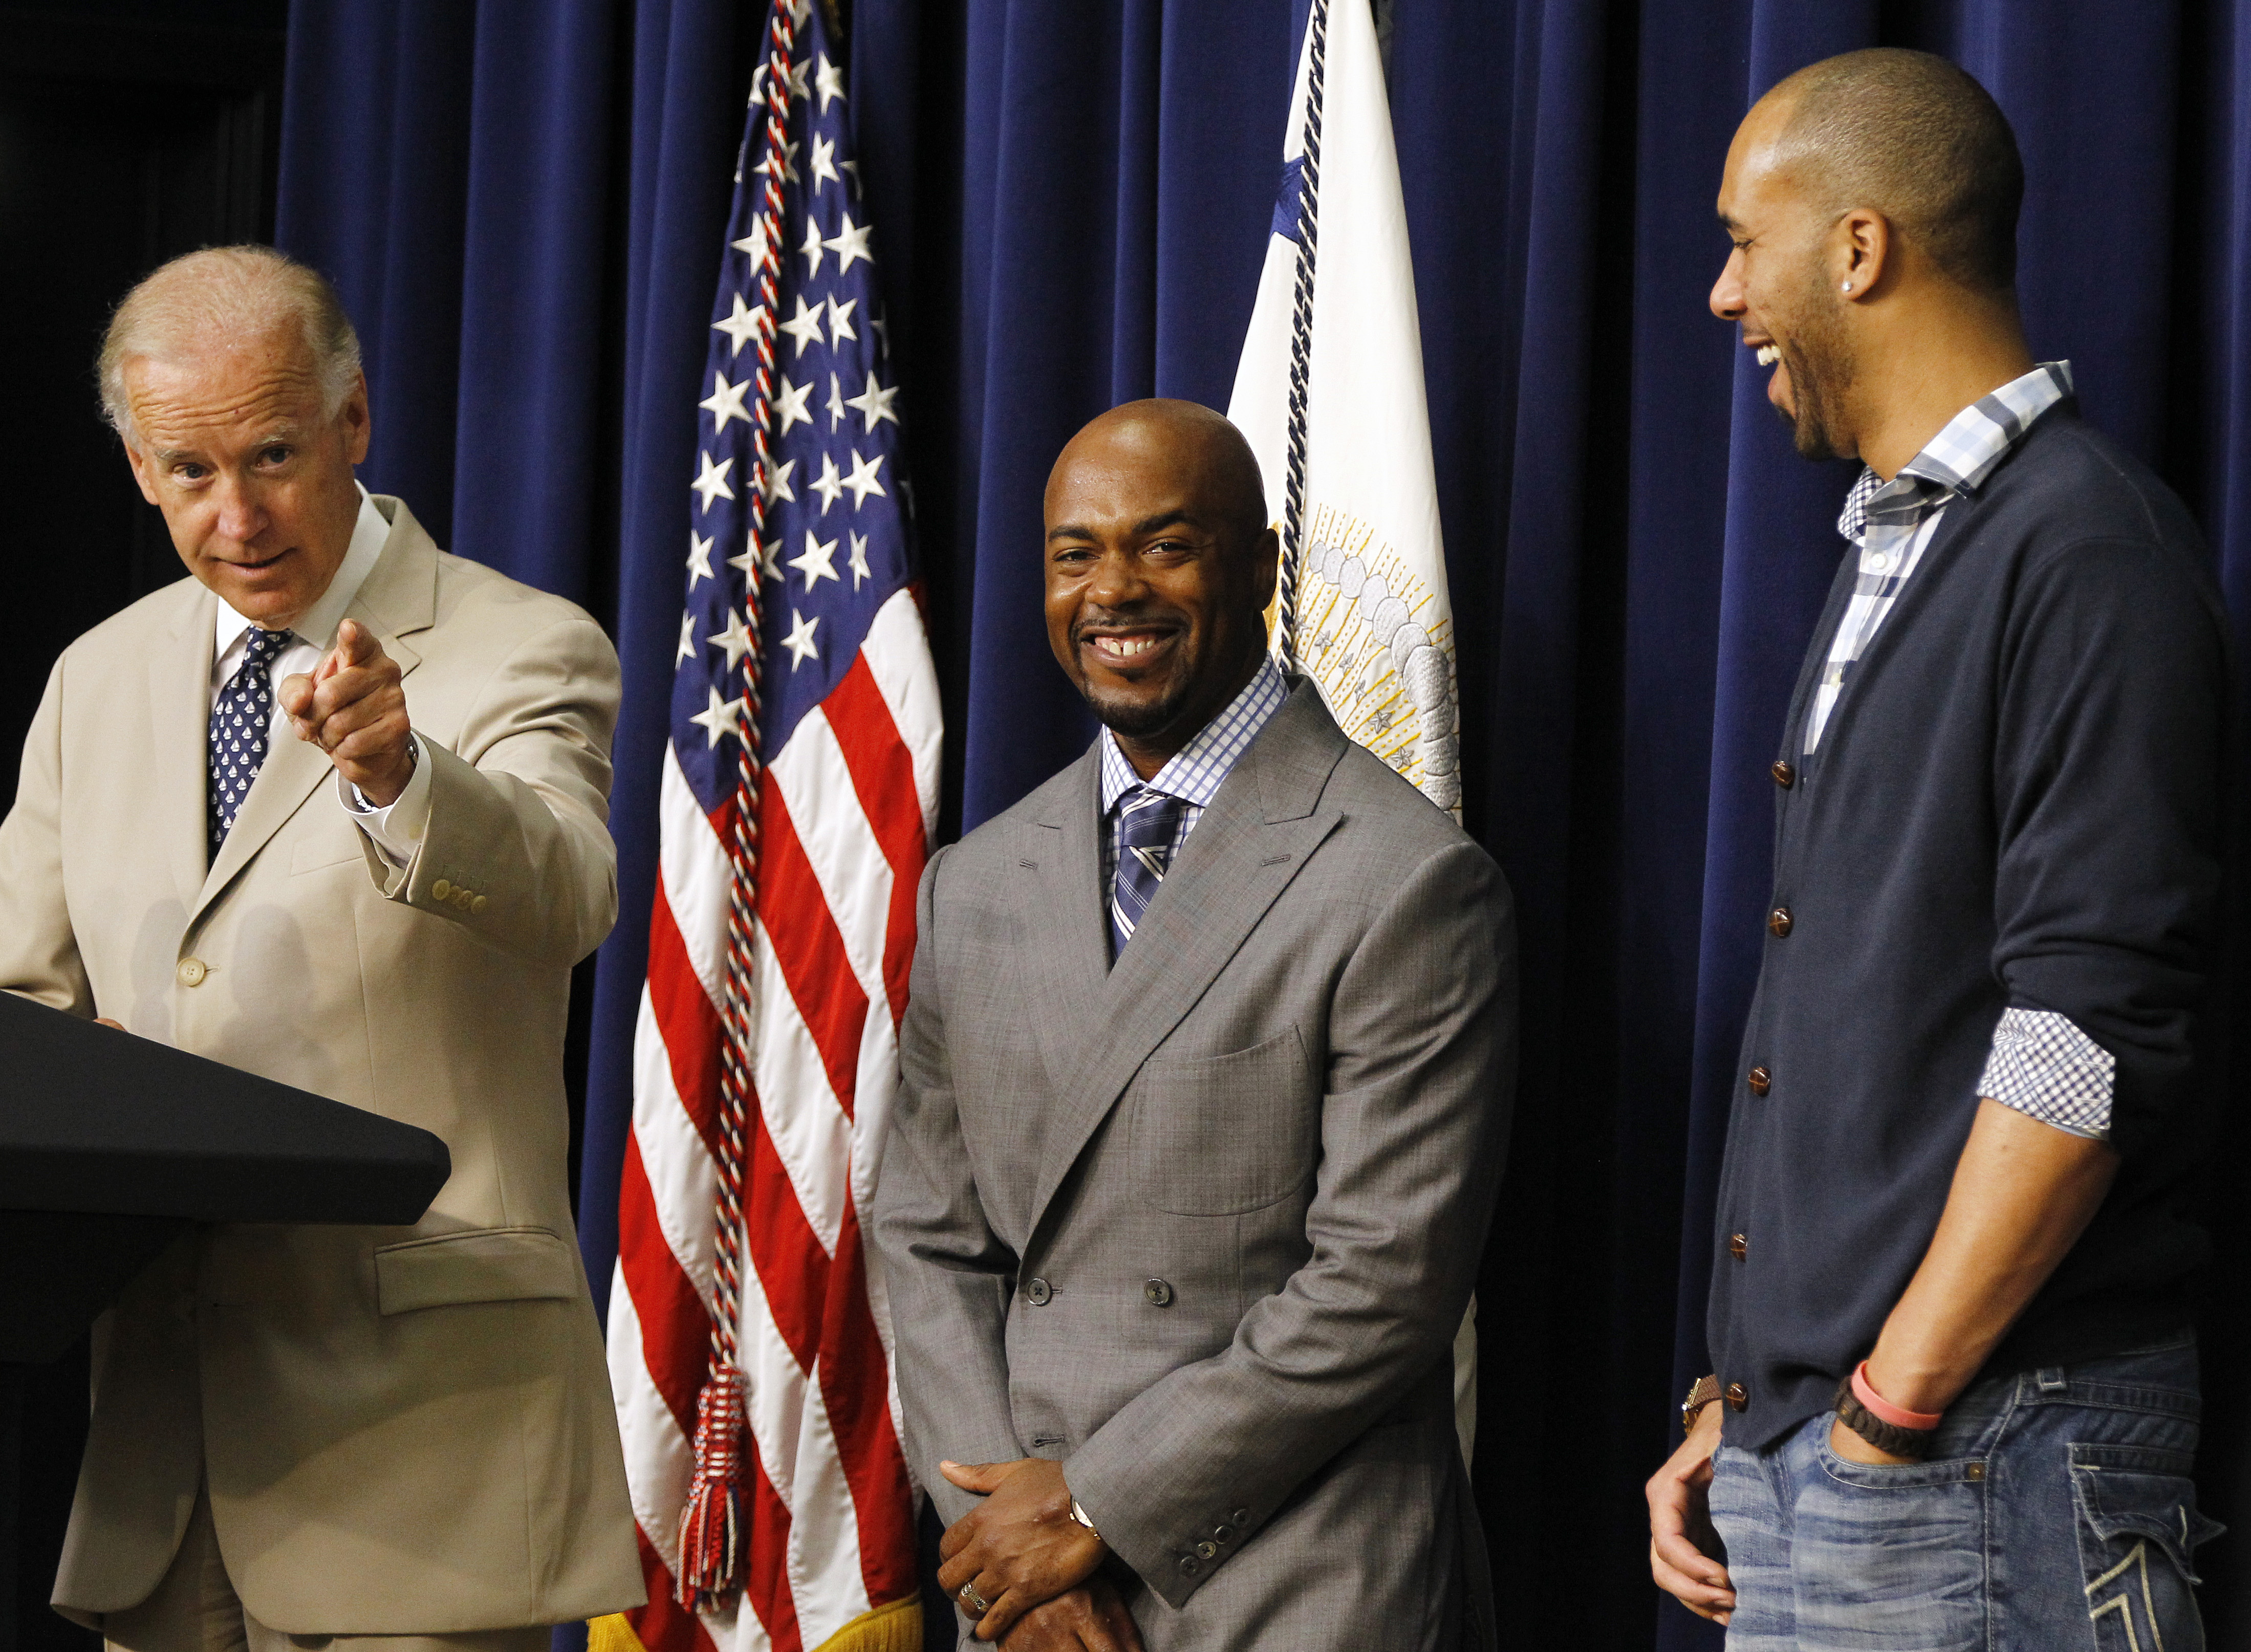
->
<box><xmin>1832</xmin><ymin>1374</ymin><xmax>1938</xmax><ymax>1461</ymax></box>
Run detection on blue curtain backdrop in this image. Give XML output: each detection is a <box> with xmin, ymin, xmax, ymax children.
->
<box><xmin>273</xmin><ymin>2</ymin><xmax>2251</xmax><ymax>1647</ymax></box>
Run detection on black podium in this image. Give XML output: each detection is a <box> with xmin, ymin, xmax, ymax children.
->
<box><xmin>0</xmin><ymin>992</ymin><xmax>450</xmax><ymax>1649</ymax></box>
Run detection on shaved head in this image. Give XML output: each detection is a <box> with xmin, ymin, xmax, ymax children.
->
<box><xmin>1764</xmin><ymin>49</ymin><xmax>2023</xmax><ymax>295</ymax></box>
<box><xmin>1043</xmin><ymin>400</ymin><xmax>1279</xmax><ymax>772</ymax></box>
<box><xmin>1050</xmin><ymin>399</ymin><xmax>1269</xmax><ymax>547</ymax></box>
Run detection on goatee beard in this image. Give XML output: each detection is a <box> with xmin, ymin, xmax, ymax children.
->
<box><xmin>1080</xmin><ymin>674</ymin><xmax>1193</xmax><ymax>740</ymax></box>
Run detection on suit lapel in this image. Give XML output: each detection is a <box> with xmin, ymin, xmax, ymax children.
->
<box><xmin>1025</xmin><ymin>684</ymin><xmax>1347</xmax><ymax>1234</ymax></box>
<box><xmin>187</xmin><ymin>498</ymin><xmax>438</xmax><ymax>925</ymax></box>
<box><xmin>1021</xmin><ymin>751</ymin><xmax>1114</xmax><ymax>1136</ymax></box>
<box><xmin>150</xmin><ymin>589</ymin><xmax>219</xmax><ymax>914</ymax></box>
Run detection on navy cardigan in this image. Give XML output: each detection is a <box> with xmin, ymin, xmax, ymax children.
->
<box><xmin>1708</xmin><ymin>404</ymin><xmax>2229</xmax><ymax>1450</ymax></box>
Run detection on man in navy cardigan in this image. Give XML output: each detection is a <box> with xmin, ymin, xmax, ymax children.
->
<box><xmin>1647</xmin><ymin>49</ymin><xmax>2230</xmax><ymax>1650</ymax></box>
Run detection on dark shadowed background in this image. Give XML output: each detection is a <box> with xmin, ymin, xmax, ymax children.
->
<box><xmin>3</xmin><ymin>4</ymin><xmax>2248</xmax><ymax>1651</ymax></box>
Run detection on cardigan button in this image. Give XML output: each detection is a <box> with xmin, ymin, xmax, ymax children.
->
<box><xmin>1768</xmin><ymin>906</ymin><xmax>1793</xmax><ymax>938</ymax></box>
<box><xmin>1728</xmin><ymin>1233</ymin><xmax>1748</xmax><ymax>1262</ymax></box>
<box><xmin>1747</xmin><ymin>1066</ymin><xmax>1772</xmax><ymax>1097</ymax></box>
<box><xmin>1770</xmin><ymin>759</ymin><xmax>1796</xmax><ymax>789</ymax></box>
<box><xmin>1726</xmin><ymin>1382</ymin><xmax>1749</xmax><ymax>1412</ymax></box>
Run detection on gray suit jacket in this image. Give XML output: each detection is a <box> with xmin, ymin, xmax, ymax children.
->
<box><xmin>874</xmin><ymin>682</ymin><xmax>1515</xmax><ymax>1650</ymax></box>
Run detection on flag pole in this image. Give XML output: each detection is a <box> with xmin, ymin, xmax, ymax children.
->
<box><xmin>677</xmin><ymin>0</ymin><xmax>797</xmax><ymax>1613</ymax></box>
<box><xmin>1275</xmin><ymin>0</ymin><xmax>1331</xmax><ymax>674</ymax></box>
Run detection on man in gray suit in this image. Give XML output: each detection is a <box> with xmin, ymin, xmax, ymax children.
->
<box><xmin>873</xmin><ymin>400</ymin><xmax>1516</xmax><ymax>1650</ymax></box>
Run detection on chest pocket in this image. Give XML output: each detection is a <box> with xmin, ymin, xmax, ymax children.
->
<box><xmin>1126</xmin><ymin>1025</ymin><xmax>1316</xmax><ymax>1214</ymax></box>
<box><xmin>292</xmin><ymin>824</ymin><xmax>366</xmax><ymax>874</ymax></box>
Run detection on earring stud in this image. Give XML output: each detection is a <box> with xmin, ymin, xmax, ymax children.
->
<box><xmin>1842</xmin><ymin>281</ymin><xmax>1852</xmax><ymax>292</ymax></box>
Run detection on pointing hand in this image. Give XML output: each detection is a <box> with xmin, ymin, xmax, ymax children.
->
<box><xmin>279</xmin><ymin>619</ymin><xmax>414</xmax><ymax>806</ymax></box>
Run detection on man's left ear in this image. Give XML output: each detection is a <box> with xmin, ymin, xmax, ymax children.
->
<box><xmin>1838</xmin><ymin>207</ymin><xmax>1890</xmax><ymax>299</ymax></box>
<box><xmin>339</xmin><ymin>372</ymin><xmax>373</xmax><ymax>466</ymax></box>
<box><xmin>1251</xmin><ymin>524</ymin><xmax>1281</xmax><ymax>608</ymax></box>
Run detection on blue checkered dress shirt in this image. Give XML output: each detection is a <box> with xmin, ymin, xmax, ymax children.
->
<box><xmin>1099</xmin><ymin>656</ymin><xmax>1288</xmax><ymax>898</ymax></box>
<box><xmin>1807</xmin><ymin>361</ymin><xmax>2074</xmax><ymax>753</ymax></box>
<box><xmin>1806</xmin><ymin>360</ymin><xmax>2112</xmax><ymax>1140</ymax></box>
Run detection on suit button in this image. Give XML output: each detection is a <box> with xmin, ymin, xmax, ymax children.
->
<box><xmin>1195</xmin><ymin>1540</ymin><xmax>1218</xmax><ymax>1559</ymax></box>
<box><xmin>1232</xmin><ymin>1508</ymin><xmax>1251</xmax><ymax>1525</ymax></box>
<box><xmin>1747</xmin><ymin>1066</ymin><xmax>1771</xmax><ymax>1097</ymax></box>
<box><xmin>1725</xmin><ymin>1382</ymin><xmax>1748</xmax><ymax>1412</ymax></box>
<box><xmin>1143</xmin><ymin>1278</ymin><xmax>1174</xmax><ymax>1308</ymax></box>
<box><xmin>176</xmin><ymin>958</ymin><xmax>208</xmax><ymax>988</ymax></box>
<box><xmin>1767</xmin><ymin>906</ymin><xmax>1793</xmax><ymax>938</ymax></box>
<box><xmin>1179</xmin><ymin>1556</ymin><xmax>1200</xmax><ymax>1578</ymax></box>
<box><xmin>1213</xmin><ymin>1525</ymin><xmax>1235</xmax><ymax>1544</ymax></box>
<box><xmin>432</xmin><ymin>879</ymin><xmax>452</xmax><ymax>901</ymax></box>
<box><xmin>472</xmin><ymin>895</ymin><xmax>489</xmax><ymax>914</ymax></box>
<box><xmin>1728</xmin><ymin>1233</ymin><xmax>1747</xmax><ymax>1262</ymax></box>
<box><xmin>1771</xmin><ymin>759</ymin><xmax>1795</xmax><ymax>789</ymax></box>
<box><xmin>1024</xmin><ymin>1277</ymin><xmax>1052</xmax><ymax>1306</ymax></box>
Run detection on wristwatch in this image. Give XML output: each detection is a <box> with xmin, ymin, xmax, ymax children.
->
<box><xmin>1681</xmin><ymin>1374</ymin><xmax>1723</xmax><ymax>1436</ymax></box>
<box><xmin>1069</xmin><ymin>1498</ymin><xmax>1100</xmax><ymax>1541</ymax></box>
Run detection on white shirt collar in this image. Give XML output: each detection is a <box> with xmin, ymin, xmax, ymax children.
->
<box><xmin>212</xmin><ymin>483</ymin><xmax>391</xmax><ymax>655</ymax></box>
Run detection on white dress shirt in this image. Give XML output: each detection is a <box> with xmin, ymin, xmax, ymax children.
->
<box><xmin>208</xmin><ymin>485</ymin><xmax>430</xmax><ymax>865</ymax></box>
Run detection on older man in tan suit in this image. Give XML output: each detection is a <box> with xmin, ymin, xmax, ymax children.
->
<box><xmin>0</xmin><ymin>246</ymin><xmax>641</xmax><ymax>1647</ymax></box>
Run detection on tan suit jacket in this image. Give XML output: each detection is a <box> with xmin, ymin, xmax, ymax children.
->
<box><xmin>0</xmin><ymin>498</ymin><xmax>643</xmax><ymax>1630</ymax></box>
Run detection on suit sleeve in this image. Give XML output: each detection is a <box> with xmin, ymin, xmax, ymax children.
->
<box><xmin>0</xmin><ymin>656</ymin><xmax>91</xmax><ymax>1014</ymax></box>
<box><xmin>371</xmin><ymin>615</ymin><xmax>620</xmax><ymax>969</ymax></box>
<box><xmin>1989</xmin><ymin>535</ymin><xmax>2226</xmax><ymax>1157</ymax></box>
<box><xmin>1064</xmin><ymin>839</ymin><xmax>1517</xmax><ymax>1608</ymax></box>
<box><xmin>872</xmin><ymin>848</ymin><xmax>1029</xmax><ymax>1530</ymax></box>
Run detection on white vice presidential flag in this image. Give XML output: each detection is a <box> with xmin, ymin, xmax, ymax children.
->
<box><xmin>1227</xmin><ymin>0</ymin><xmax>1460</xmax><ymax>815</ymax></box>
<box><xmin>1228</xmin><ymin>0</ymin><xmax>1476</xmax><ymax>1461</ymax></box>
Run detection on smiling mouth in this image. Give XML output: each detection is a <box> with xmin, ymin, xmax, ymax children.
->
<box><xmin>1081</xmin><ymin>630</ymin><xmax>1178</xmax><ymax>669</ymax></box>
<box><xmin>1755</xmin><ymin>343</ymin><xmax>1780</xmax><ymax>367</ymax></box>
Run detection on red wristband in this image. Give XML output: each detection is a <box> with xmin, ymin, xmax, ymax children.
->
<box><xmin>1852</xmin><ymin>1361</ymin><xmax>1944</xmax><ymax>1431</ymax></box>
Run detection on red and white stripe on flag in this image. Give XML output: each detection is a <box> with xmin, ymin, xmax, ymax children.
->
<box><xmin>602</xmin><ymin>2</ymin><xmax>938</xmax><ymax>1647</ymax></box>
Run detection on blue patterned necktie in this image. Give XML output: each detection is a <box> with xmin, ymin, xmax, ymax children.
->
<box><xmin>1110</xmin><ymin>786</ymin><xmax>1184</xmax><ymax>962</ymax></box>
<box><xmin>208</xmin><ymin>626</ymin><xmax>293</xmax><ymax>859</ymax></box>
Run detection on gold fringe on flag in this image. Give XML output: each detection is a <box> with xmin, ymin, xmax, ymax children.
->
<box><xmin>585</xmin><ymin>1597</ymin><xmax>919</xmax><ymax>1652</ymax></box>
<box><xmin>811</xmin><ymin>1596</ymin><xmax>923</xmax><ymax>1652</ymax></box>
<box><xmin>584</xmin><ymin>1615</ymin><xmax>646</xmax><ymax>1652</ymax></box>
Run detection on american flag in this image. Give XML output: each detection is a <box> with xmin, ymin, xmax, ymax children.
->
<box><xmin>604</xmin><ymin>3</ymin><xmax>937</xmax><ymax>1648</ymax></box>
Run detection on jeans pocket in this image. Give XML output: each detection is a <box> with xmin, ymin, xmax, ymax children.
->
<box><xmin>2071</xmin><ymin>1442</ymin><xmax>2224</xmax><ymax>1650</ymax></box>
<box><xmin>1812</xmin><ymin>1416</ymin><xmax>1990</xmax><ymax>1490</ymax></box>
<box><xmin>1793</xmin><ymin>1417</ymin><xmax>1988</xmax><ymax>1647</ymax></box>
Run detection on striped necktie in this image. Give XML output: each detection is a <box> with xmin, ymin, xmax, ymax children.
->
<box><xmin>208</xmin><ymin>626</ymin><xmax>293</xmax><ymax>859</ymax></box>
<box><xmin>1110</xmin><ymin>786</ymin><xmax>1184</xmax><ymax>962</ymax></box>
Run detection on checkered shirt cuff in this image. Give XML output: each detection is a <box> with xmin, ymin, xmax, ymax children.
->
<box><xmin>1978</xmin><ymin>1008</ymin><xmax>2115</xmax><ymax>1140</ymax></box>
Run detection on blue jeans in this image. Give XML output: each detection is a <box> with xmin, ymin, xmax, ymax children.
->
<box><xmin>1707</xmin><ymin>1341</ymin><xmax>2222</xmax><ymax>1650</ymax></box>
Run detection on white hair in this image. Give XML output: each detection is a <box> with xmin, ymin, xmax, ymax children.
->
<box><xmin>99</xmin><ymin>245</ymin><xmax>363</xmax><ymax>449</ymax></box>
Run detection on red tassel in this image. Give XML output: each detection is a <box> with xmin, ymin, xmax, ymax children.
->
<box><xmin>677</xmin><ymin>1364</ymin><xmax>748</xmax><ymax>1610</ymax></box>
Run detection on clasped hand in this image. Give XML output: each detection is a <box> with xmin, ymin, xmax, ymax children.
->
<box><xmin>936</xmin><ymin>1458</ymin><xmax>1141</xmax><ymax>1649</ymax></box>
<box><xmin>279</xmin><ymin>618</ymin><xmax>414</xmax><ymax>806</ymax></box>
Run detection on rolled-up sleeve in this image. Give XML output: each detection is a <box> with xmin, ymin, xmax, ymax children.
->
<box><xmin>1989</xmin><ymin>534</ymin><xmax>2226</xmax><ymax>1158</ymax></box>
